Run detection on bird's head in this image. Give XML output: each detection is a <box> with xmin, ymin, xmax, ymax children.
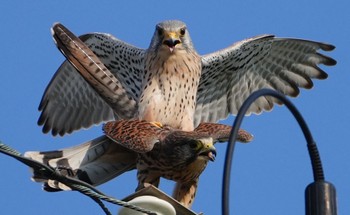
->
<box><xmin>161</xmin><ymin>134</ymin><xmax>217</xmax><ymax>167</ymax></box>
<box><xmin>191</xmin><ymin>137</ymin><xmax>217</xmax><ymax>162</ymax></box>
<box><xmin>149</xmin><ymin>20</ymin><xmax>194</xmax><ymax>54</ymax></box>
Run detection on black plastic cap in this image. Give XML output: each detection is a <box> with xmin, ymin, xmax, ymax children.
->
<box><xmin>305</xmin><ymin>181</ymin><xmax>337</xmax><ymax>215</ymax></box>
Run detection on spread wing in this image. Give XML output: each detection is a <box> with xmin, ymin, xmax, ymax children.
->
<box><xmin>194</xmin><ymin>123</ymin><xmax>253</xmax><ymax>143</ymax></box>
<box><xmin>103</xmin><ymin>120</ymin><xmax>165</xmax><ymax>153</ymax></box>
<box><xmin>38</xmin><ymin>23</ymin><xmax>145</xmax><ymax>136</ymax></box>
<box><xmin>194</xmin><ymin>35</ymin><xmax>336</xmax><ymax>126</ymax></box>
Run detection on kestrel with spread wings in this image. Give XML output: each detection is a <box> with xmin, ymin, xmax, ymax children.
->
<box><xmin>26</xmin><ymin>119</ymin><xmax>253</xmax><ymax>207</ymax></box>
<box><xmin>38</xmin><ymin>21</ymin><xmax>336</xmax><ymax>136</ymax></box>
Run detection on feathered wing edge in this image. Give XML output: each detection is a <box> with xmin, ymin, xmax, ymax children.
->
<box><xmin>24</xmin><ymin>135</ymin><xmax>137</xmax><ymax>191</ymax></box>
<box><xmin>103</xmin><ymin>120</ymin><xmax>166</xmax><ymax>153</ymax></box>
<box><xmin>194</xmin><ymin>122</ymin><xmax>253</xmax><ymax>143</ymax></box>
<box><xmin>195</xmin><ymin>35</ymin><xmax>336</xmax><ymax>127</ymax></box>
<box><xmin>38</xmin><ymin>23</ymin><xmax>146</xmax><ymax>136</ymax></box>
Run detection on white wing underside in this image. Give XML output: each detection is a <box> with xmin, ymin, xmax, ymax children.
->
<box><xmin>38</xmin><ymin>29</ymin><xmax>335</xmax><ymax>136</ymax></box>
<box><xmin>38</xmin><ymin>33</ymin><xmax>146</xmax><ymax>136</ymax></box>
<box><xmin>194</xmin><ymin>35</ymin><xmax>336</xmax><ymax>126</ymax></box>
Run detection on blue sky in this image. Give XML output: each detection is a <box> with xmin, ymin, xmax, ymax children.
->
<box><xmin>0</xmin><ymin>1</ymin><xmax>348</xmax><ymax>214</ymax></box>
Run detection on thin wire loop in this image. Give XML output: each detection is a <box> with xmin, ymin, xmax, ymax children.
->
<box><xmin>222</xmin><ymin>89</ymin><xmax>325</xmax><ymax>215</ymax></box>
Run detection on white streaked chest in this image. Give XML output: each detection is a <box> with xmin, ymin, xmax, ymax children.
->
<box><xmin>138</xmin><ymin>50</ymin><xmax>201</xmax><ymax>130</ymax></box>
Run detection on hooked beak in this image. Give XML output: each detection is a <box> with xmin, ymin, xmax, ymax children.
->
<box><xmin>199</xmin><ymin>141</ymin><xmax>217</xmax><ymax>162</ymax></box>
<box><xmin>163</xmin><ymin>32</ymin><xmax>181</xmax><ymax>53</ymax></box>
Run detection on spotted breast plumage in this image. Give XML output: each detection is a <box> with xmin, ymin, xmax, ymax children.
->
<box><xmin>25</xmin><ymin>119</ymin><xmax>253</xmax><ymax>207</ymax></box>
<box><xmin>38</xmin><ymin>21</ymin><xmax>336</xmax><ymax>136</ymax></box>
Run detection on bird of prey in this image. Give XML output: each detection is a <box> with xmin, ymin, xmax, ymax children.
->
<box><xmin>25</xmin><ymin>119</ymin><xmax>253</xmax><ymax>207</ymax></box>
<box><xmin>38</xmin><ymin>21</ymin><xmax>336</xmax><ymax>136</ymax></box>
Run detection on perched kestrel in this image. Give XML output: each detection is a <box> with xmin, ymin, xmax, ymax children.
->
<box><xmin>25</xmin><ymin>119</ymin><xmax>253</xmax><ymax>207</ymax></box>
<box><xmin>38</xmin><ymin>21</ymin><xmax>336</xmax><ymax>136</ymax></box>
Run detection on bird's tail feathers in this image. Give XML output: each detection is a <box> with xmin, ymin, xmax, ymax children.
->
<box><xmin>24</xmin><ymin>135</ymin><xmax>137</xmax><ymax>191</ymax></box>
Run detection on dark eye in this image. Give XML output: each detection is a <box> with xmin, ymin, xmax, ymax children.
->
<box><xmin>179</xmin><ymin>28</ymin><xmax>186</xmax><ymax>36</ymax></box>
<box><xmin>157</xmin><ymin>26</ymin><xmax>163</xmax><ymax>36</ymax></box>
<box><xmin>189</xmin><ymin>141</ymin><xmax>198</xmax><ymax>149</ymax></box>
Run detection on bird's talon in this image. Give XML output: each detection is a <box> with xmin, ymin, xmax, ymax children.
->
<box><xmin>150</xmin><ymin>121</ymin><xmax>163</xmax><ymax>128</ymax></box>
<box><xmin>55</xmin><ymin>165</ymin><xmax>75</xmax><ymax>177</ymax></box>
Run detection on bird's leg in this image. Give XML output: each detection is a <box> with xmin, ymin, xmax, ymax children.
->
<box><xmin>173</xmin><ymin>180</ymin><xmax>198</xmax><ymax>208</ymax></box>
<box><xmin>135</xmin><ymin>178</ymin><xmax>160</xmax><ymax>191</ymax></box>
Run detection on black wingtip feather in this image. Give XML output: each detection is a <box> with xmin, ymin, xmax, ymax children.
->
<box><xmin>320</xmin><ymin>43</ymin><xmax>336</xmax><ymax>52</ymax></box>
<box><xmin>324</xmin><ymin>57</ymin><xmax>337</xmax><ymax>66</ymax></box>
<box><xmin>316</xmin><ymin>52</ymin><xmax>337</xmax><ymax>66</ymax></box>
<box><xmin>37</xmin><ymin>113</ymin><xmax>46</xmax><ymax>126</ymax></box>
<box><xmin>316</xmin><ymin>68</ymin><xmax>329</xmax><ymax>80</ymax></box>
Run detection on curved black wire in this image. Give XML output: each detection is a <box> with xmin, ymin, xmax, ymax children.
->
<box><xmin>222</xmin><ymin>89</ymin><xmax>325</xmax><ymax>215</ymax></box>
<box><xmin>0</xmin><ymin>142</ymin><xmax>157</xmax><ymax>215</ymax></box>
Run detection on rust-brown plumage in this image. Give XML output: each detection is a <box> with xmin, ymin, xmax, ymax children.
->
<box><xmin>26</xmin><ymin>119</ymin><xmax>253</xmax><ymax>207</ymax></box>
<box><xmin>104</xmin><ymin>119</ymin><xmax>252</xmax><ymax>207</ymax></box>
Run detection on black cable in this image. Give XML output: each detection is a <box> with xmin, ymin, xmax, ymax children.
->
<box><xmin>222</xmin><ymin>89</ymin><xmax>328</xmax><ymax>215</ymax></box>
<box><xmin>0</xmin><ymin>142</ymin><xmax>157</xmax><ymax>215</ymax></box>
